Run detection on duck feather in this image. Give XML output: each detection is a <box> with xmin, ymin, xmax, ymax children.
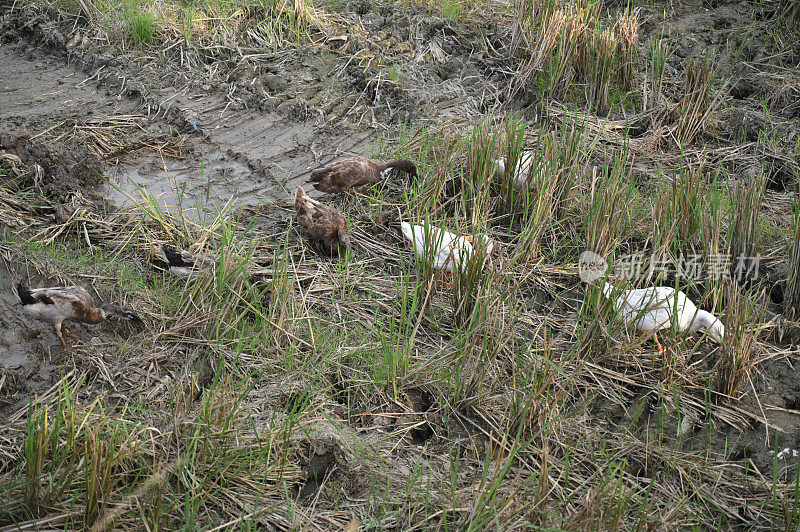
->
<box><xmin>15</xmin><ymin>283</ymin><xmax>142</xmax><ymax>347</ymax></box>
<box><xmin>603</xmin><ymin>283</ymin><xmax>725</xmax><ymax>344</ymax></box>
<box><xmin>158</xmin><ymin>244</ymin><xmax>215</xmax><ymax>278</ymax></box>
<box><xmin>307</xmin><ymin>156</ymin><xmax>417</xmax><ymax>193</ymax></box>
<box><xmin>400</xmin><ymin>222</ymin><xmax>493</xmax><ymax>274</ymax></box>
<box><xmin>295</xmin><ymin>187</ymin><xmax>350</xmax><ymax>256</ymax></box>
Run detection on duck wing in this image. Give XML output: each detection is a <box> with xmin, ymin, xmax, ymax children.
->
<box><xmin>515</xmin><ymin>152</ymin><xmax>536</xmax><ymax>186</ymax></box>
<box><xmin>405</xmin><ymin>226</ymin><xmax>466</xmax><ymax>272</ymax></box>
<box><xmin>615</xmin><ymin>287</ymin><xmax>677</xmax><ymax>332</ymax></box>
<box><xmin>439</xmin><ymin>235</ymin><xmax>473</xmax><ymax>273</ymax></box>
<box><xmin>160</xmin><ymin>245</ymin><xmax>214</xmax><ymax>269</ymax></box>
<box><xmin>295</xmin><ymin>188</ymin><xmax>349</xmax><ymax>255</ymax></box>
<box><xmin>18</xmin><ymin>284</ymin><xmax>93</xmax><ymax>306</ymax></box>
<box><xmin>308</xmin><ymin>157</ymin><xmax>379</xmax><ymax>192</ymax></box>
<box><xmin>16</xmin><ymin>284</ymin><xmax>95</xmax><ymax>326</ymax></box>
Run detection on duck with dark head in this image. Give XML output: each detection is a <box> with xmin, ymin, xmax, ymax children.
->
<box><xmin>307</xmin><ymin>156</ymin><xmax>417</xmax><ymax>194</ymax></box>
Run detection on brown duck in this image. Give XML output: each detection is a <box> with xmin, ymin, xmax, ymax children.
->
<box><xmin>295</xmin><ymin>187</ymin><xmax>351</xmax><ymax>256</ymax></box>
<box><xmin>15</xmin><ymin>283</ymin><xmax>143</xmax><ymax>347</ymax></box>
<box><xmin>307</xmin><ymin>156</ymin><xmax>417</xmax><ymax>193</ymax></box>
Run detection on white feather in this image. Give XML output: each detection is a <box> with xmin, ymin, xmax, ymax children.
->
<box><xmin>493</xmin><ymin>152</ymin><xmax>538</xmax><ymax>188</ymax></box>
<box><xmin>22</xmin><ymin>299</ymin><xmax>74</xmax><ymax>326</ymax></box>
<box><xmin>603</xmin><ymin>283</ymin><xmax>725</xmax><ymax>343</ymax></box>
<box><xmin>400</xmin><ymin>222</ymin><xmax>494</xmax><ymax>273</ymax></box>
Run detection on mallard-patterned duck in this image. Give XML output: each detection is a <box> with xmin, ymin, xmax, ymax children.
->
<box><xmin>295</xmin><ymin>187</ymin><xmax>351</xmax><ymax>256</ymax></box>
<box><xmin>156</xmin><ymin>244</ymin><xmax>215</xmax><ymax>278</ymax></box>
<box><xmin>603</xmin><ymin>282</ymin><xmax>725</xmax><ymax>351</ymax></box>
<box><xmin>307</xmin><ymin>156</ymin><xmax>417</xmax><ymax>193</ymax></box>
<box><xmin>400</xmin><ymin>222</ymin><xmax>494</xmax><ymax>276</ymax></box>
<box><xmin>15</xmin><ymin>283</ymin><xmax>143</xmax><ymax>347</ymax></box>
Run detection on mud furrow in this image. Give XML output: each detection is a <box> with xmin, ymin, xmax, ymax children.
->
<box><xmin>0</xmin><ymin>45</ymin><xmax>138</xmax><ymax>126</ymax></box>
<box><xmin>0</xmin><ymin>39</ymin><xmax>376</xmax><ymax>209</ymax></box>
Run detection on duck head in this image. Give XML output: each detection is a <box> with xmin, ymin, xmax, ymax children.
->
<box><xmin>707</xmin><ymin>317</ymin><xmax>725</xmax><ymax>344</ymax></box>
<box><xmin>388</xmin><ymin>160</ymin><xmax>418</xmax><ymax>178</ymax></box>
<box><xmin>691</xmin><ymin>309</ymin><xmax>725</xmax><ymax>345</ymax></box>
<box><xmin>337</xmin><ymin>229</ymin><xmax>351</xmax><ymax>253</ymax></box>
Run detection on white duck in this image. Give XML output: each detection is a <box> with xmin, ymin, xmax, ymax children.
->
<box><xmin>603</xmin><ymin>282</ymin><xmax>725</xmax><ymax>351</ymax></box>
<box><xmin>400</xmin><ymin>222</ymin><xmax>493</xmax><ymax>277</ymax></box>
<box><xmin>493</xmin><ymin>152</ymin><xmax>540</xmax><ymax>188</ymax></box>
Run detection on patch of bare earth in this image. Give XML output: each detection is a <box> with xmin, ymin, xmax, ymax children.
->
<box><xmin>0</xmin><ymin>0</ymin><xmax>799</xmax><ymax>529</ymax></box>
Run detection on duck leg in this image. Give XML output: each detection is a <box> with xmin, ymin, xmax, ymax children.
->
<box><xmin>442</xmin><ymin>271</ymin><xmax>452</xmax><ymax>288</ymax></box>
<box><xmin>61</xmin><ymin>324</ymin><xmax>79</xmax><ymax>339</ymax></box>
<box><xmin>59</xmin><ymin>323</ymin><xmax>79</xmax><ymax>348</ymax></box>
<box><xmin>652</xmin><ymin>332</ymin><xmax>664</xmax><ymax>352</ymax></box>
<box><xmin>55</xmin><ymin>323</ymin><xmax>68</xmax><ymax>348</ymax></box>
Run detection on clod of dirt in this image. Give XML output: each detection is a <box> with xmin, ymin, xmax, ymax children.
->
<box><xmin>730</xmin><ymin>78</ymin><xmax>755</xmax><ymax>100</ymax></box>
<box><xmin>296</xmin><ymin>427</ymin><xmax>345</xmax><ymax>489</ymax></box>
<box><xmin>0</xmin><ymin>130</ymin><xmax>104</xmax><ymax>202</ymax></box>
<box><xmin>723</xmin><ymin>108</ymin><xmax>764</xmax><ymax>142</ymax></box>
<box><xmin>764</xmin><ymin>154</ymin><xmax>798</xmax><ymax>192</ymax></box>
<box><xmin>401</xmin><ymin>387</ymin><xmax>435</xmax><ymax>445</ymax></box>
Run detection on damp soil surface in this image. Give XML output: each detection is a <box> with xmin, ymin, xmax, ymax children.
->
<box><xmin>1</xmin><ymin>0</ymin><xmax>800</xmax><ymax>529</ymax></box>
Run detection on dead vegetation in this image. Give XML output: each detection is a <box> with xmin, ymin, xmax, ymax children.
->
<box><xmin>1</xmin><ymin>0</ymin><xmax>800</xmax><ymax>529</ymax></box>
<box><xmin>2</xmin><ymin>101</ymin><xmax>800</xmax><ymax>528</ymax></box>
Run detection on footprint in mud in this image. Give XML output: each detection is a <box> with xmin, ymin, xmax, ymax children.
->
<box><xmin>0</xmin><ymin>286</ymin><xmax>59</xmax><ymax>419</ymax></box>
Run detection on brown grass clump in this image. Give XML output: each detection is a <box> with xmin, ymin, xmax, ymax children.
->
<box><xmin>615</xmin><ymin>8</ymin><xmax>638</xmax><ymax>91</ymax></box>
<box><xmin>714</xmin><ymin>284</ymin><xmax>766</xmax><ymax>402</ymax></box>
<box><xmin>672</xmin><ymin>56</ymin><xmax>723</xmax><ymax>147</ymax></box>
<box><xmin>511</xmin><ymin>0</ymin><xmax>640</xmax><ymax>111</ymax></box>
<box><xmin>728</xmin><ymin>172</ymin><xmax>766</xmax><ymax>282</ymax></box>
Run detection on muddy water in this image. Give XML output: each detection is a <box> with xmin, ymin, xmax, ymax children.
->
<box><xmin>103</xmin><ymin>148</ymin><xmax>263</xmax><ymax>211</ymax></box>
<box><xmin>0</xmin><ymin>41</ymin><xmax>376</xmax><ymax>212</ymax></box>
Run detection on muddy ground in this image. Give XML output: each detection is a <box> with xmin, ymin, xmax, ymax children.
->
<box><xmin>1</xmin><ymin>0</ymin><xmax>800</xmax><ymax>528</ymax></box>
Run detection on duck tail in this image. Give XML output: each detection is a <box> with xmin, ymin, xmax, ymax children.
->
<box><xmin>400</xmin><ymin>222</ymin><xmax>413</xmax><ymax>242</ymax></box>
<box><xmin>15</xmin><ymin>282</ymin><xmax>37</xmax><ymax>305</ymax></box>
<box><xmin>159</xmin><ymin>244</ymin><xmax>185</xmax><ymax>267</ymax></box>
<box><xmin>493</xmin><ymin>157</ymin><xmax>506</xmax><ymax>179</ymax></box>
<box><xmin>602</xmin><ymin>282</ymin><xmax>614</xmax><ymax>299</ymax></box>
<box><xmin>101</xmin><ymin>304</ymin><xmax>144</xmax><ymax>325</ymax></box>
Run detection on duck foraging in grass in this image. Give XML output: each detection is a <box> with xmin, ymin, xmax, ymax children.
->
<box><xmin>602</xmin><ymin>282</ymin><xmax>725</xmax><ymax>352</ymax></box>
<box><xmin>155</xmin><ymin>244</ymin><xmax>216</xmax><ymax>279</ymax></box>
<box><xmin>15</xmin><ymin>283</ymin><xmax>143</xmax><ymax>348</ymax></box>
<box><xmin>307</xmin><ymin>156</ymin><xmax>417</xmax><ymax>194</ymax></box>
<box><xmin>493</xmin><ymin>152</ymin><xmax>539</xmax><ymax>188</ymax></box>
<box><xmin>400</xmin><ymin>222</ymin><xmax>494</xmax><ymax>282</ymax></box>
<box><xmin>295</xmin><ymin>187</ymin><xmax>350</xmax><ymax>256</ymax></box>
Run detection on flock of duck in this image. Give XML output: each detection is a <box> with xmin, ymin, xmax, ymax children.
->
<box><xmin>14</xmin><ymin>154</ymin><xmax>726</xmax><ymax>353</ymax></box>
